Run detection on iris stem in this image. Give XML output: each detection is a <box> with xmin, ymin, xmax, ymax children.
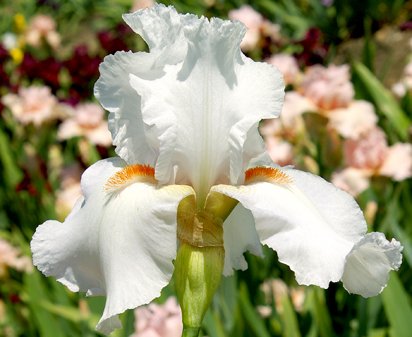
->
<box><xmin>182</xmin><ymin>327</ymin><xmax>200</xmax><ymax>337</ymax></box>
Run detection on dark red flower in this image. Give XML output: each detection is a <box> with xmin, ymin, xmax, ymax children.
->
<box><xmin>15</xmin><ymin>172</ymin><xmax>38</xmax><ymax>196</ymax></box>
<box><xmin>9</xmin><ymin>294</ymin><xmax>21</xmax><ymax>304</ymax></box>
<box><xmin>400</xmin><ymin>21</ymin><xmax>412</xmax><ymax>31</ymax></box>
<box><xmin>0</xmin><ymin>44</ymin><xmax>9</xmax><ymax>63</ymax></box>
<box><xmin>19</xmin><ymin>54</ymin><xmax>61</xmax><ymax>91</ymax></box>
<box><xmin>0</xmin><ymin>65</ymin><xmax>10</xmax><ymax>88</ymax></box>
<box><xmin>98</xmin><ymin>31</ymin><xmax>129</xmax><ymax>54</ymax></box>
<box><xmin>63</xmin><ymin>45</ymin><xmax>101</xmax><ymax>100</ymax></box>
<box><xmin>294</xmin><ymin>28</ymin><xmax>328</xmax><ymax>66</ymax></box>
<box><xmin>98</xmin><ymin>23</ymin><xmax>132</xmax><ymax>54</ymax></box>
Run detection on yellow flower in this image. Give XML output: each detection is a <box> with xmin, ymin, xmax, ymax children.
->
<box><xmin>10</xmin><ymin>47</ymin><xmax>23</xmax><ymax>64</ymax></box>
<box><xmin>14</xmin><ymin>13</ymin><xmax>26</xmax><ymax>33</ymax></box>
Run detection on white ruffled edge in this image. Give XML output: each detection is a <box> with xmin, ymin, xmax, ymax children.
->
<box><xmin>341</xmin><ymin>232</ymin><xmax>403</xmax><ymax>297</ymax></box>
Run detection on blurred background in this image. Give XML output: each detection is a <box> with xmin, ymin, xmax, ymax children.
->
<box><xmin>0</xmin><ymin>0</ymin><xmax>411</xmax><ymax>336</ymax></box>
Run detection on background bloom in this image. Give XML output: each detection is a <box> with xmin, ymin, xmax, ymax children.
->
<box><xmin>300</xmin><ymin>64</ymin><xmax>354</xmax><ymax>111</ymax></box>
<box><xmin>25</xmin><ymin>14</ymin><xmax>60</xmax><ymax>49</ymax></box>
<box><xmin>328</xmin><ymin>100</ymin><xmax>378</xmax><ymax>139</ymax></box>
<box><xmin>229</xmin><ymin>5</ymin><xmax>263</xmax><ymax>51</ymax></box>
<box><xmin>131</xmin><ymin>297</ymin><xmax>182</xmax><ymax>337</ymax></box>
<box><xmin>131</xmin><ymin>0</ymin><xmax>155</xmax><ymax>12</ymax></box>
<box><xmin>265</xmin><ymin>137</ymin><xmax>294</xmax><ymax>166</ymax></box>
<box><xmin>58</xmin><ymin>103</ymin><xmax>112</xmax><ymax>146</ymax></box>
<box><xmin>2</xmin><ymin>86</ymin><xmax>61</xmax><ymax>125</ymax></box>
<box><xmin>379</xmin><ymin>143</ymin><xmax>412</xmax><ymax>181</ymax></box>
<box><xmin>344</xmin><ymin>127</ymin><xmax>388</xmax><ymax>170</ymax></box>
<box><xmin>0</xmin><ymin>239</ymin><xmax>32</xmax><ymax>277</ymax></box>
<box><xmin>332</xmin><ymin>168</ymin><xmax>371</xmax><ymax>196</ymax></box>
<box><xmin>266</xmin><ymin>54</ymin><xmax>301</xmax><ymax>86</ymax></box>
<box><xmin>55</xmin><ymin>164</ymin><xmax>83</xmax><ymax>220</ymax></box>
<box><xmin>335</xmin><ymin>127</ymin><xmax>412</xmax><ymax>196</ymax></box>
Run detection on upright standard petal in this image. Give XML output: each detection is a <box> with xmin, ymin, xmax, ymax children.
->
<box><xmin>122</xmin><ymin>4</ymin><xmax>188</xmax><ymax>65</ymax></box>
<box><xmin>128</xmin><ymin>9</ymin><xmax>284</xmax><ymax>202</ymax></box>
<box><xmin>94</xmin><ymin>52</ymin><xmax>159</xmax><ymax>166</ymax></box>
<box><xmin>95</xmin><ymin>5</ymin><xmax>191</xmax><ymax>166</ymax></box>
<box><xmin>212</xmin><ymin>167</ymin><xmax>368</xmax><ymax>288</ymax></box>
<box><xmin>31</xmin><ymin>158</ymin><xmax>194</xmax><ymax>334</ymax></box>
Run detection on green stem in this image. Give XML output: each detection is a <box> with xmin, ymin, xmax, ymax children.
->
<box><xmin>182</xmin><ymin>326</ymin><xmax>200</xmax><ymax>337</ymax></box>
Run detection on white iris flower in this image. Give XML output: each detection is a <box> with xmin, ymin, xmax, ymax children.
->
<box><xmin>31</xmin><ymin>4</ymin><xmax>402</xmax><ymax>335</ymax></box>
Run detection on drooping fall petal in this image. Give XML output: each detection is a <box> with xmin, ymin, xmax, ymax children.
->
<box><xmin>222</xmin><ymin>204</ymin><xmax>262</xmax><ymax>275</ymax></box>
<box><xmin>212</xmin><ymin>166</ymin><xmax>401</xmax><ymax>291</ymax></box>
<box><xmin>31</xmin><ymin>158</ymin><xmax>194</xmax><ymax>334</ymax></box>
<box><xmin>342</xmin><ymin>232</ymin><xmax>402</xmax><ymax>297</ymax></box>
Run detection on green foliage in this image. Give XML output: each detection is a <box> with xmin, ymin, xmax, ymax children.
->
<box><xmin>382</xmin><ymin>274</ymin><xmax>412</xmax><ymax>337</ymax></box>
<box><xmin>353</xmin><ymin>62</ymin><xmax>411</xmax><ymax>141</ymax></box>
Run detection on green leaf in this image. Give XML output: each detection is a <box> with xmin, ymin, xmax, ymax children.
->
<box><xmin>122</xmin><ymin>309</ymin><xmax>135</xmax><ymax>337</ymax></box>
<box><xmin>215</xmin><ymin>275</ymin><xmax>238</xmax><ymax>332</ymax></box>
<box><xmin>259</xmin><ymin>0</ymin><xmax>310</xmax><ymax>38</ymax></box>
<box><xmin>39</xmin><ymin>301</ymin><xmax>98</xmax><ymax>328</ymax></box>
<box><xmin>381</xmin><ymin>273</ymin><xmax>412</xmax><ymax>337</ymax></box>
<box><xmin>0</xmin><ymin>126</ymin><xmax>22</xmax><ymax>187</ymax></box>
<box><xmin>23</xmin><ymin>272</ymin><xmax>66</xmax><ymax>337</ymax></box>
<box><xmin>353</xmin><ymin>62</ymin><xmax>410</xmax><ymax>140</ymax></box>
<box><xmin>203</xmin><ymin>309</ymin><xmax>227</xmax><ymax>337</ymax></box>
<box><xmin>367</xmin><ymin>328</ymin><xmax>388</xmax><ymax>337</ymax></box>
<box><xmin>306</xmin><ymin>288</ymin><xmax>334</xmax><ymax>337</ymax></box>
<box><xmin>391</xmin><ymin>222</ymin><xmax>412</xmax><ymax>267</ymax></box>
<box><xmin>280</xmin><ymin>295</ymin><xmax>302</xmax><ymax>337</ymax></box>
<box><xmin>238</xmin><ymin>282</ymin><xmax>271</xmax><ymax>337</ymax></box>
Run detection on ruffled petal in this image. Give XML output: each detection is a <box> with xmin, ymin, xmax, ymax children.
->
<box><xmin>95</xmin><ymin>5</ymin><xmax>196</xmax><ymax>165</ymax></box>
<box><xmin>222</xmin><ymin>204</ymin><xmax>262</xmax><ymax>276</ymax></box>
<box><xmin>94</xmin><ymin>52</ymin><xmax>160</xmax><ymax>166</ymax></box>
<box><xmin>31</xmin><ymin>196</ymin><xmax>103</xmax><ymax>295</ymax></box>
<box><xmin>96</xmin><ymin>4</ymin><xmax>284</xmax><ymax>199</ymax></box>
<box><xmin>341</xmin><ymin>232</ymin><xmax>402</xmax><ymax>297</ymax></box>
<box><xmin>128</xmin><ymin>11</ymin><xmax>283</xmax><ymax>200</ymax></box>
<box><xmin>212</xmin><ymin>167</ymin><xmax>367</xmax><ymax>288</ymax></box>
<box><xmin>31</xmin><ymin>158</ymin><xmax>194</xmax><ymax>334</ymax></box>
<box><xmin>122</xmin><ymin>4</ymin><xmax>187</xmax><ymax>65</ymax></box>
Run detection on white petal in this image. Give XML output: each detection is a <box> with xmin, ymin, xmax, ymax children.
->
<box><xmin>129</xmin><ymin>17</ymin><xmax>283</xmax><ymax>200</ymax></box>
<box><xmin>31</xmin><ymin>158</ymin><xmax>194</xmax><ymax>334</ymax></box>
<box><xmin>31</xmin><ymin>159</ymin><xmax>123</xmax><ymax>296</ymax></box>
<box><xmin>94</xmin><ymin>51</ymin><xmax>159</xmax><ymax>165</ymax></box>
<box><xmin>97</xmin><ymin>183</ymin><xmax>193</xmax><ymax>333</ymax></box>
<box><xmin>122</xmin><ymin>4</ymin><xmax>187</xmax><ymax>64</ymax></box>
<box><xmin>222</xmin><ymin>204</ymin><xmax>262</xmax><ymax>276</ymax></box>
<box><xmin>212</xmin><ymin>167</ymin><xmax>367</xmax><ymax>288</ymax></box>
<box><xmin>80</xmin><ymin>157</ymin><xmax>125</xmax><ymax>197</ymax></box>
<box><xmin>94</xmin><ymin>5</ymin><xmax>190</xmax><ymax>166</ymax></box>
<box><xmin>31</xmin><ymin>204</ymin><xmax>103</xmax><ymax>295</ymax></box>
<box><xmin>342</xmin><ymin>232</ymin><xmax>402</xmax><ymax>297</ymax></box>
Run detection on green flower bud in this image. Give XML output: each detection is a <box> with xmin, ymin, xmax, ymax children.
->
<box><xmin>174</xmin><ymin>192</ymin><xmax>237</xmax><ymax>337</ymax></box>
<box><xmin>174</xmin><ymin>243</ymin><xmax>224</xmax><ymax>335</ymax></box>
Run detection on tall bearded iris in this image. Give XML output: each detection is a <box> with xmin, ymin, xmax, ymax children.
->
<box><xmin>31</xmin><ymin>4</ymin><xmax>402</xmax><ymax>336</ymax></box>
